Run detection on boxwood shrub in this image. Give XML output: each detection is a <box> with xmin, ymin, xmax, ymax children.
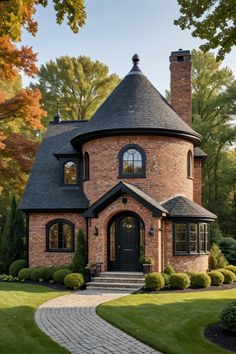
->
<box><xmin>31</xmin><ymin>267</ymin><xmax>45</xmax><ymax>282</ymax></box>
<box><xmin>9</xmin><ymin>260</ymin><xmax>26</xmax><ymax>277</ymax></box>
<box><xmin>170</xmin><ymin>273</ymin><xmax>190</xmax><ymax>289</ymax></box>
<box><xmin>208</xmin><ymin>271</ymin><xmax>224</xmax><ymax>286</ymax></box>
<box><xmin>53</xmin><ymin>269</ymin><xmax>72</xmax><ymax>284</ymax></box>
<box><xmin>161</xmin><ymin>272</ymin><xmax>170</xmax><ymax>286</ymax></box>
<box><xmin>190</xmin><ymin>272</ymin><xmax>211</xmax><ymax>288</ymax></box>
<box><xmin>163</xmin><ymin>264</ymin><xmax>175</xmax><ymax>275</ymax></box>
<box><xmin>225</xmin><ymin>265</ymin><xmax>236</xmax><ymax>276</ymax></box>
<box><xmin>43</xmin><ymin>267</ymin><xmax>56</xmax><ymax>282</ymax></box>
<box><xmin>220</xmin><ymin>301</ymin><xmax>236</xmax><ymax>332</ymax></box>
<box><xmin>217</xmin><ymin>269</ymin><xmax>235</xmax><ymax>284</ymax></box>
<box><xmin>18</xmin><ymin>268</ymin><xmax>32</xmax><ymax>281</ymax></box>
<box><xmin>64</xmin><ymin>273</ymin><xmax>84</xmax><ymax>289</ymax></box>
<box><xmin>145</xmin><ymin>273</ymin><xmax>165</xmax><ymax>290</ymax></box>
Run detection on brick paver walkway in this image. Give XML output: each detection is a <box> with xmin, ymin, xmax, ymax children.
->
<box><xmin>35</xmin><ymin>289</ymin><xmax>161</xmax><ymax>354</ymax></box>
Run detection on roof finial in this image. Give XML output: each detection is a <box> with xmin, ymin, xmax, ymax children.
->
<box><xmin>54</xmin><ymin>100</ymin><xmax>61</xmax><ymax>123</ymax></box>
<box><xmin>132</xmin><ymin>54</ymin><xmax>139</xmax><ymax>66</ymax></box>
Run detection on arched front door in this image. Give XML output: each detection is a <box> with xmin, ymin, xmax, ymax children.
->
<box><xmin>108</xmin><ymin>212</ymin><xmax>144</xmax><ymax>271</ymax></box>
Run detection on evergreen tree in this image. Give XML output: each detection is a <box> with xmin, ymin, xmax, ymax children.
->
<box><xmin>0</xmin><ymin>196</ymin><xmax>25</xmax><ymax>271</ymax></box>
<box><xmin>209</xmin><ymin>244</ymin><xmax>228</xmax><ymax>271</ymax></box>
<box><xmin>72</xmin><ymin>229</ymin><xmax>86</xmax><ymax>275</ymax></box>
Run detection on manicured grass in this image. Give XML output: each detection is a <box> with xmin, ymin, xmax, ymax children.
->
<box><xmin>0</xmin><ymin>282</ymin><xmax>69</xmax><ymax>354</ymax></box>
<box><xmin>97</xmin><ymin>289</ymin><xmax>236</xmax><ymax>354</ymax></box>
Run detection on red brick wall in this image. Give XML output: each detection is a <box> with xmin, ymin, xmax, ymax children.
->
<box><xmin>28</xmin><ymin>212</ymin><xmax>86</xmax><ymax>267</ymax></box>
<box><xmin>88</xmin><ymin>194</ymin><xmax>162</xmax><ymax>272</ymax></box>
<box><xmin>193</xmin><ymin>158</ymin><xmax>202</xmax><ymax>205</ymax></box>
<box><xmin>163</xmin><ymin>220</ymin><xmax>209</xmax><ymax>272</ymax></box>
<box><xmin>83</xmin><ymin>135</ymin><xmax>194</xmax><ymax>205</ymax></box>
<box><xmin>170</xmin><ymin>59</ymin><xmax>192</xmax><ymax>127</ymax></box>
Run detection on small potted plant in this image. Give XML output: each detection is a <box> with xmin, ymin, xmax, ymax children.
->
<box><xmin>87</xmin><ymin>261</ymin><xmax>97</xmax><ymax>277</ymax></box>
<box><xmin>139</xmin><ymin>255</ymin><xmax>154</xmax><ymax>274</ymax></box>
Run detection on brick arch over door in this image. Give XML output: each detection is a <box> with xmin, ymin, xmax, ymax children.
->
<box><xmin>87</xmin><ymin>194</ymin><xmax>162</xmax><ymax>272</ymax></box>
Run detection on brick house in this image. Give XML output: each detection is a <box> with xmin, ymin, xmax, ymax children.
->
<box><xmin>19</xmin><ymin>50</ymin><xmax>216</xmax><ymax>273</ymax></box>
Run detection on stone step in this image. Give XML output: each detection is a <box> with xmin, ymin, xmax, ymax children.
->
<box><xmin>86</xmin><ymin>281</ymin><xmax>144</xmax><ymax>289</ymax></box>
<box><xmin>99</xmin><ymin>272</ymin><xmax>145</xmax><ymax>279</ymax></box>
<box><xmin>93</xmin><ymin>277</ymin><xmax>145</xmax><ymax>284</ymax></box>
<box><xmin>85</xmin><ymin>286</ymin><xmax>136</xmax><ymax>292</ymax></box>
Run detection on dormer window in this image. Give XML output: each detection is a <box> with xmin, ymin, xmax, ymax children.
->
<box><xmin>118</xmin><ymin>144</ymin><xmax>146</xmax><ymax>178</ymax></box>
<box><xmin>64</xmin><ymin>161</ymin><xmax>77</xmax><ymax>184</ymax></box>
<box><xmin>187</xmin><ymin>150</ymin><xmax>193</xmax><ymax>178</ymax></box>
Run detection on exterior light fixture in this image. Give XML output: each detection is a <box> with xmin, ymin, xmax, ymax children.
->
<box><xmin>149</xmin><ymin>227</ymin><xmax>154</xmax><ymax>236</ymax></box>
<box><xmin>94</xmin><ymin>226</ymin><xmax>99</xmax><ymax>236</ymax></box>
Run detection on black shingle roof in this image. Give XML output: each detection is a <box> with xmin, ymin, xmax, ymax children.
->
<box><xmin>71</xmin><ymin>61</ymin><xmax>202</xmax><ymax>146</ymax></box>
<box><xmin>194</xmin><ymin>147</ymin><xmax>207</xmax><ymax>158</ymax></box>
<box><xmin>161</xmin><ymin>195</ymin><xmax>216</xmax><ymax>220</ymax></box>
<box><xmin>19</xmin><ymin>121</ymin><xmax>89</xmax><ymax>211</ymax></box>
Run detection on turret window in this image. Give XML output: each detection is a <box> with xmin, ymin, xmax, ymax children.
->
<box><xmin>118</xmin><ymin>144</ymin><xmax>146</xmax><ymax>178</ymax></box>
<box><xmin>187</xmin><ymin>150</ymin><xmax>193</xmax><ymax>178</ymax></box>
<box><xmin>64</xmin><ymin>161</ymin><xmax>77</xmax><ymax>184</ymax></box>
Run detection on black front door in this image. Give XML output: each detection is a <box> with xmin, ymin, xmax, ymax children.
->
<box><xmin>108</xmin><ymin>213</ymin><xmax>141</xmax><ymax>271</ymax></box>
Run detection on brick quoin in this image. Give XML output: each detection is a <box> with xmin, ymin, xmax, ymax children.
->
<box><xmin>28</xmin><ymin>213</ymin><xmax>86</xmax><ymax>267</ymax></box>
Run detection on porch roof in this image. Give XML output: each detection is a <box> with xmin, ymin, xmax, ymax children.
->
<box><xmin>83</xmin><ymin>182</ymin><xmax>168</xmax><ymax>218</ymax></box>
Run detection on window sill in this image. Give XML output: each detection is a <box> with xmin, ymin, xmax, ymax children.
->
<box><xmin>45</xmin><ymin>249</ymin><xmax>74</xmax><ymax>253</ymax></box>
<box><xmin>117</xmin><ymin>175</ymin><xmax>146</xmax><ymax>179</ymax></box>
<box><xmin>187</xmin><ymin>176</ymin><xmax>194</xmax><ymax>180</ymax></box>
<box><xmin>173</xmin><ymin>252</ymin><xmax>209</xmax><ymax>256</ymax></box>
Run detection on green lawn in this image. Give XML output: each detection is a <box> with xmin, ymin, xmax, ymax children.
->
<box><xmin>0</xmin><ymin>282</ymin><xmax>69</xmax><ymax>354</ymax></box>
<box><xmin>97</xmin><ymin>288</ymin><xmax>236</xmax><ymax>354</ymax></box>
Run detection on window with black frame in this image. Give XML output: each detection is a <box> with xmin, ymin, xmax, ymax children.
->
<box><xmin>118</xmin><ymin>144</ymin><xmax>146</xmax><ymax>178</ymax></box>
<box><xmin>64</xmin><ymin>161</ymin><xmax>77</xmax><ymax>184</ymax></box>
<box><xmin>46</xmin><ymin>220</ymin><xmax>74</xmax><ymax>252</ymax></box>
<box><xmin>174</xmin><ymin>222</ymin><xmax>210</xmax><ymax>255</ymax></box>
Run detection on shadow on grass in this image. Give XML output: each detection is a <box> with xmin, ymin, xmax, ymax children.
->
<box><xmin>97</xmin><ymin>294</ymin><xmax>236</xmax><ymax>354</ymax></box>
<box><xmin>0</xmin><ymin>281</ymin><xmax>67</xmax><ymax>293</ymax></box>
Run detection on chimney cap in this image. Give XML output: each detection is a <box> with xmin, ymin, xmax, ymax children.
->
<box><xmin>53</xmin><ymin>102</ymin><xmax>61</xmax><ymax>123</ymax></box>
<box><xmin>169</xmin><ymin>49</ymin><xmax>191</xmax><ymax>62</ymax></box>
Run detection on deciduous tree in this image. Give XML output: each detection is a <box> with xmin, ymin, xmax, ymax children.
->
<box><xmin>32</xmin><ymin>56</ymin><xmax>121</xmax><ymax>123</ymax></box>
<box><xmin>175</xmin><ymin>0</ymin><xmax>236</xmax><ymax>60</ymax></box>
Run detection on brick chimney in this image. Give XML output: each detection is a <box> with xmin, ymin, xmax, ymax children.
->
<box><xmin>169</xmin><ymin>49</ymin><xmax>192</xmax><ymax>126</ymax></box>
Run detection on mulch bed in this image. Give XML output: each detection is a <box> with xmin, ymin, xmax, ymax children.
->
<box><xmin>133</xmin><ymin>282</ymin><xmax>236</xmax><ymax>294</ymax></box>
<box><xmin>205</xmin><ymin>323</ymin><xmax>236</xmax><ymax>353</ymax></box>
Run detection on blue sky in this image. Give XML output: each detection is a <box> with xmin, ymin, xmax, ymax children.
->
<box><xmin>21</xmin><ymin>0</ymin><xmax>236</xmax><ymax>95</ymax></box>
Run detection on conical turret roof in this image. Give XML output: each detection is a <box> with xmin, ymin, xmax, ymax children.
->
<box><xmin>71</xmin><ymin>55</ymin><xmax>202</xmax><ymax>146</ymax></box>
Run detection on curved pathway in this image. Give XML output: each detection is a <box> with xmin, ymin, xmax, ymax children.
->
<box><xmin>35</xmin><ymin>289</ymin><xmax>160</xmax><ymax>354</ymax></box>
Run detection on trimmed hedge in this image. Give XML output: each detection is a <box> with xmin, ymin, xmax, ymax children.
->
<box><xmin>217</xmin><ymin>269</ymin><xmax>235</xmax><ymax>284</ymax></box>
<box><xmin>190</xmin><ymin>272</ymin><xmax>211</xmax><ymax>288</ymax></box>
<box><xmin>18</xmin><ymin>268</ymin><xmax>32</xmax><ymax>281</ymax></box>
<box><xmin>145</xmin><ymin>273</ymin><xmax>165</xmax><ymax>290</ymax></box>
<box><xmin>170</xmin><ymin>273</ymin><xmax>190</xmax><ymax>289</ymax></box>
<box><xmin>161</xmin><ymin>272</ymin><xmax>170</xmax><ymax>286</ymax></box>
<box><xmin>208</xmin><ymin>271</ymin><xmax>224</xmax><ymax>286</ymax></box>
<box><xmin>220</xmin><ymin>301</ymin><xmax>236</xmax><ymax>332</ymax></box>
<box><xmin>64</xmin><ymin>273</ymin><xmax>84</xmax><ymax>289</ymax></box>
<box><xmin>53</xmin><ymin>269</ymin><xmax>72</xmax><ymax>284</ymax></box>
<box><xmin>43</xmin><ymin>267</ymin><xmax>56</xmax><ymax>282</ymax></box>
<box><xmin>31</xmin><ymin>267</ymin><xmax>45</xmax><ymax>282</ymax></box>
<box><xmin>163</xmin><ymin>264</ymin><xmax>175</xmax><ymax>275</ymax></box>
<box><xmin>225</xmin><ymin>265</ymin><xmax>236</xmax><ymax>276</ymax></box>
<box><xmin>9</xmin><ymin>260</ymin><xmax>26</xmax><ymax>277</ymax></box>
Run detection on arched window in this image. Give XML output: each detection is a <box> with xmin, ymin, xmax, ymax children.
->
<box><xmin>84</xmin><ymin>152</ymin><xmax>90</xmax><ymax>180</ymax></box>
<box><xmin>64</xmin><ymin>161</ymin><xmax>77</xmax><ymax>184</ymax></box>
<box><xmin>46</xmin><ymin>219</ymin><xmax>74</xmax><ymax>252</ymax></box>
<box><xmin>118</xmin><ymin>144</ymin><xmax>146</xmax><ymax>178</ymax></box>
<box><xmin>187</xmin><ymin>150</ymin><xmax>193</xmax><ymax>178</ymax></box>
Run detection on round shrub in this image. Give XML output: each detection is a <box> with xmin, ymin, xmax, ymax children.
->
<box><xmin>9</xmin><ymin>260</ymin><xmax>26</xmax><ymax>277</ymax></box>
<box><xmin>217</xmin><ymin>269</ymin><xmax>235</xmax><ymax>284</ymax></box>
<box><xmin>43</xmin><ymin>267</ymin><xmax>56</xmax><ymax>282</ymax></box>
<box><xmin>225</xmin><ymin>265</ymin><xmax>236</xmax><ymax>276</ymax></box>
<box><xmin>56</xmin><ymin>264</ymin><xmax>72</xmax><ymax>271</ymax></box>
<box><xmin>18</xmin><ymin>268</ymin><xmax>31</xmax><ymax>281</ymax></box>
<box><xmin>64</xmin><ymin>273</ymin><xmax>84</xmax><ymax>289</ymax></box>
<box><xmin>53</xmin><ymin>269</ymin><xmax>72</xmax><ymax>284</ymax></box>
<box><xmin>145</xmin><ymin>273</ymin><xmax>165</xmax><ymax>290</ymax></box>
<box><xmin>161</xmin><ymin>273</ymin><xmax>170</xmax><ymax>286</ymax></box>
<box><xmin>220</xmin><ymin>301</ymin><xmax>236</xmax><ymax>332</ymax></box>
<box><xmin>170</xmin><ymin>273</ymin><xmax>190</xmax><ymax>289</ymax></box>
<box><xmin>164</xmin><ymin>264</ymin><xmax>175</xmax><ymax>275</ymax></box>
<box><xmin>31</xmin><ymin>267</ymin><xmax>45</xmax><ymax>282</ymax></box>
<box><xmin>190</xmin><ymin>272</ymin><xmax>211</xmax><ymax>288</ymax></box>
<box><xmin>208</xmin><ymin>271</ymin><xmax>224</xmax><ymax>286</ymax></box>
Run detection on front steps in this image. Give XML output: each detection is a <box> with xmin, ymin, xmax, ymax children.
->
<box><xmin>86</xmin><ymin>271</ymin><xmax>145</xmax><ymax>291</ymax></box>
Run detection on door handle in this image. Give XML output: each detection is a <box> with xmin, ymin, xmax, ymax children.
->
<box><xmin>118</xmin><ymin>245</ymin><xmax>120</xmax><ymax>249</ymax></box>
